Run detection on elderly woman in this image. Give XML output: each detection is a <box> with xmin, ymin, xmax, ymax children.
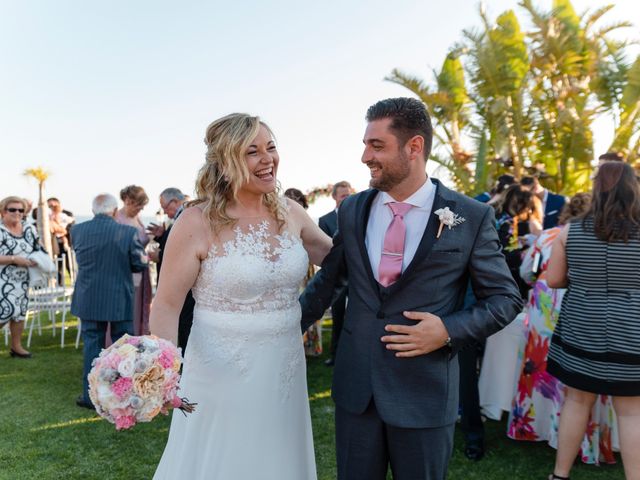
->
<box><xmin>0</xmin><ymin>196</ymin><xmax>38</xmax><ymax>358</ymax></box>
<box><xmin>115</xmin><ymin>185</ymin><xmax>152</xmax><ymax>336</ymax></box>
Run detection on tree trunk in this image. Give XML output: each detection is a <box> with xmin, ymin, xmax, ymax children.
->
<box><xmin>36</xmin><ymin>182</ymin><xmax>53</xmax><ymax>257</ymax></box>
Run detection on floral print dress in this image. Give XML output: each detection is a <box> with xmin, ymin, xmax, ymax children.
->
<box><xmin>506</xmin><ymin>227</ymin><xmax>619</xmax><ymax>464</ymax></box>
<box><xmin>0</xmin><ymin>223</ymin><xmax>40</xmax><ymax>323</ymax></box>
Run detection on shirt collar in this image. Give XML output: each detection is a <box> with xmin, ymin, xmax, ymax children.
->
<box><xmin>380</xmin><ymin>177</ymin><xmax>434</xmax><ymax>209</ymax></box>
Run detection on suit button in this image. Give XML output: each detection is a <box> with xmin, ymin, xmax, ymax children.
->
<box><xmin>376</xmin><ymin>311</ymin><xmax>385</xmax><ymax>319</ymax></box>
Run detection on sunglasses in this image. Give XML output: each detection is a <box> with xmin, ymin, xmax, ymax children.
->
<box><xmin>6</xmin><ymin>208</ymin><xmax>25</xmax><ymax>213</ymax></box>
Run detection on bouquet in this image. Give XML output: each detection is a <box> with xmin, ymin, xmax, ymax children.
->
<box><xmin>88</xmin><ymin>334</ymin><xmax>196</xmax><ymax>430</ymax></box>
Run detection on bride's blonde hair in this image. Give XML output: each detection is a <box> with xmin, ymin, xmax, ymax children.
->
<box><xmin>192</xmin><ymin>113</ymin><xmax>286</xmax><ymax>232</ymax></box>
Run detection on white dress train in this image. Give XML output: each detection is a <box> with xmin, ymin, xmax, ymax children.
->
<box><xmin>154</xmin><ymin>220</ymin><xmax>317</xmax><ymax>479</ymax></box>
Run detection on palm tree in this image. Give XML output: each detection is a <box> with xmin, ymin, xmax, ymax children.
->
<box><xmin>23</xmin><ymin>167</ymin><xmax>53</xmax><ymax>256</ymax></box>
<box><xmin>388</xmin><ymin>0</ymin><xmax>639</xmax><ymax>195</ymax></box>
<box><xmin>386</xmin><ymin>52</ymin><xmax>475</xmax><ymax>192</ymax></box>
<box><xmin>609</xmin><ymin>56</ymin><xmax>640</xmax><ymax>162</ymax></box>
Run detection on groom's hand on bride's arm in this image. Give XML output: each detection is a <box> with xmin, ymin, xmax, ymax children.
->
<box><xmin>381</xmin><ymin>311</ymin><xmax>450</xmax><ymax>357</ymax></box>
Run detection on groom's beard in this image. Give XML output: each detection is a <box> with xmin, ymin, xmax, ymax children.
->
<box><xmin>368</xmin><ymin>150</ymin><xmax>411</xmax><ymax>192</ymax></box>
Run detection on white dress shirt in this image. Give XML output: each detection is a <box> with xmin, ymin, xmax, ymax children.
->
<box><xmin>365</xmin><ymin>178</ymin><xmax>436</xmax><ymax>283</ymax></box>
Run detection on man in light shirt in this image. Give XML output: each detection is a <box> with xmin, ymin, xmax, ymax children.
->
<box><xmin>301</xmin><ymin>97</ymin><xmax>522</xmax><ymax>479</ymax></box>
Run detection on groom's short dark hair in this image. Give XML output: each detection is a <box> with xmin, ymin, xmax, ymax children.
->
<box><xmin>366</xmin><ymin>97</ymin><xmax>433</xmax><ymax>160</ymax></box>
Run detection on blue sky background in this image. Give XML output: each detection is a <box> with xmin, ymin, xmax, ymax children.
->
<box><xmin>2</xmin><ymin>0</ymin><xmax>638</xmax><ymax>218</ymax></box>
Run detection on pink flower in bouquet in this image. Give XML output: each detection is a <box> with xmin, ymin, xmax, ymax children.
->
<box><xmin>126</xmin><ymin>337</ymin><xmax>141</xmax><ymax>346</ymax></box>
<box><xmin>102</xmin><ymin>352</ymin><xmax>122</xmax><ymax>371</ymax></box>
<box><xmin>111</xmin><ymin>377</ymin><xmax>133</xmax><ymax>399</ymax></box>
<box><xmin>158</xmin><ymin>349</ymin><xmax>175</xmax><ymax>369</ymax></box>
<box><xmin>162</xmin><ymin>370</ymin><xmax>180</xmax><ymax>400</ymax></box>
<box><xmin>114</xmin><ymin>415</ymin><xmax>137</xmax><ymax>431</ymax></box>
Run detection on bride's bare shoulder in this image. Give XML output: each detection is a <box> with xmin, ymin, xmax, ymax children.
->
<box><xmin>282</xmin><ymin>197</ymin><xmax>308</xmax><ymax>230</ymax></box>
<box><xmin>171</xmin><ymin>206</ymin><xmax>211</xmax><ymax>247</ymax></box>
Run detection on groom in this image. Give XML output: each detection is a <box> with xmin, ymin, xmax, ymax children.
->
<box><xmin>300</xmin><ymin>97</ymin><xmax>522</xmax><ymax>479</ymax></box>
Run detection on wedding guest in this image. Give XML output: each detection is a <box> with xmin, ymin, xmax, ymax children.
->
<box><xmin>116</xmin><ymin>185</ymin><xmax>152</xmax><ymax>336</ymax></box>
<box><xmin>71</xmin><ymin>193</ymin><xmax>148</xmax><ymax>409</ymax></box>
<box><xmin>458</xmin><ymin>175</ymin><xmax>517</xmax><ymax>461</ymax></box>
<box><xmin>495</xmin><ymin>184</ymin><xmax>543</xmax><ymax>299</ymax></box>
<box><xmin>284</xmin><ymin>187</ymin><xmax>322</xmax><ymax>357</ymax></box>
<box><xmin>318</xmin><ymin>180</ymin><xmax>351</xmax><ymax>366</ymax></box>
<box><xmin>148</xmin><ymin>188</ymin><xmax>185</xmax><ymax>274</ymax></box>
<box><xmin>521</xmin><ymin>176</ymin><xmax>566</xmax><ymax>229</ymax></box>
<box><xmin>147</xmin><ymin>187</ymin><xmax>194</xmax><ymax>350</ymax></box>
<box><xmin>546</xmin><ymin>162</ymin><xmax>640</xmax><ymax>479</ymax></box>
<box><xmin>597</xmin><ymin>151</ymin><xmax>624</xmax><ymax>166</ymax></box>
<box><xmin>22</xmin><ymin>199</ymin><xmax>35</xmax><ymax>225</ymax></box>
<box><xmin>476</xmin><ymin>174</ymin><xmax>515</xmax><ymax>205</ymax></box>
<box><xmin>0</xmin><ymin>196</ymin><xmax>38</xmax><ymax>358</ymax></box>
<box><xmin>47</xmin><ymin>197</ymin><xmax>75</xmax><ymax>285</ymax></box>
<box><xmin>507</xmin><ymin>193</ymin><xmax>618</xmax><ymax>464</ymax></box>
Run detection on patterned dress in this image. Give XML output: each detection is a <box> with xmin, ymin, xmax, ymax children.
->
<box><xmin>0</xmin><ymin>223</ymin><xmax>39</xmax><ymax>323</ymax></box>
<box><xmin>507</xmin><ymin>227</ymin><xmax>619</xmax><ymax>464</ymax></box>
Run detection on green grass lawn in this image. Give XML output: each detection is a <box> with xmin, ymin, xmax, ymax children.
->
<box><xmin>0</xmin><ymin>315</ymin><xmax>625</xmax><ymax>479</ymax></box>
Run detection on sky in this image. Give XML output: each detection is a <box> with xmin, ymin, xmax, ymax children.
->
<box><xmin>2</xmin><ymin>0</ymin><xmax>638</xmax><ymax>219</ymax></box>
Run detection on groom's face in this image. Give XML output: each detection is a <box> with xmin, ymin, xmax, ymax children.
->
<box><xmin>362</xmin><ymin>118</ymin><xmax>411</xmax><ymax>192</ymax></box>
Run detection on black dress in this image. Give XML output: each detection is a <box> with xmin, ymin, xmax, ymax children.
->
<box><xmin>547</xmin><ymin>218</ymin><xmax>640</xmax><ymax>396</ymax></box>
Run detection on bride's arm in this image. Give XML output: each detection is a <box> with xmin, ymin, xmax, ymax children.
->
<box><xmin>150</xmin><ymin>208</ymin><xmax>209</xmax><ymax>345</ymax></box>
<box><xmin>288</xmin><ymin>199</ymin><xmax>332</xmax><ymax>266</ymax></box>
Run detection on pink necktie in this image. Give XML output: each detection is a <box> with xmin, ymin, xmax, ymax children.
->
<box><xmin>378</xmin><ymin>202</ymin><xmax>413</xmax><ymax>287</ymax></box>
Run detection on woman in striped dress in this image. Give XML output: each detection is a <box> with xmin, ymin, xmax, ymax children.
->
<box><xmin>546</xmin><ymin>161</ymin><xmax>640</xmax><ymax>480</ymax></box>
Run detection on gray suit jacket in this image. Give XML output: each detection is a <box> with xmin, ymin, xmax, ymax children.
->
<box><xmin>300</xmin><ymin>180</ymin><xmax>522</xmax><ymax>428</ymax></box>
<box><xmin>71</xmin><ymin>215</ymin><xmax>148</xmax><ymax>322</ymax></box>
<box><xmin>318</xmin><ymin>209</ymin><xmax>338</xmax><ymax>238</ymax></box>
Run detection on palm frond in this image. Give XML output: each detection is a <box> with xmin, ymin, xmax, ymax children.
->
<box><xmin>23</xmin><ymin>167</ymin><xmax>50</xmax><ymax>183</ymax></box>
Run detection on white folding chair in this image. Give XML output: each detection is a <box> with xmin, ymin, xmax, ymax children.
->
<box><xmin>27</xmin><ymin>259</ymin><xmax>73</xmax><ymax>348</ymax></box>
<box><xmin>75</xmin><ymin>318</ymin><xmax>82</xmax><ymax>349</ymax></box>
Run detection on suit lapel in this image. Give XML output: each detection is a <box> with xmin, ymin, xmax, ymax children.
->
<box><xmin>354</xmin><ymin>189</ymin><xmax>381</xmax><ymax>298</ymax></box>
<box><xmin>387</xmin><ymin>179</ymin><xmax>457</xmax><ymax>296</ymax></box>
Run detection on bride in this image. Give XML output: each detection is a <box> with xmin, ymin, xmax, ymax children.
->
<box><xmin>151</xmin><ymin>113</ymin><xmax>331</xmax><ymax>479</ymax></box>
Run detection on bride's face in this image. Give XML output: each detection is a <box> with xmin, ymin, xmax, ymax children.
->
<box><xmin>242</xmin><ymin>125</ymin><xmax>279</xmax><ymax>195</ymax></box>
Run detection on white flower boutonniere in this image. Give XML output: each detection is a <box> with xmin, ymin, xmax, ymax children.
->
<box><xmin>434</xmin><ymin>207</ymin><xmax>465</xmax><ymax>239</ymax></box>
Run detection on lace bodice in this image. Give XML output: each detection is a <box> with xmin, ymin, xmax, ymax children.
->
<box><xmin>192</xmin><ymin>221</ymin><xmax>308</xmax><ymax>313</ymax></box>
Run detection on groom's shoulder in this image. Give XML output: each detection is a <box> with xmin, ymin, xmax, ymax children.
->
<box><xmin>436</xmin><ymin>182</ymin><xmax>493</xmax><ymax>219</ymax></box>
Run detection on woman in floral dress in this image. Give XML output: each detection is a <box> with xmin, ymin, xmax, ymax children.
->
<box><xmin>507</xmin><ymin>193</ymin><xmax>618</xmax><ymax>465</ymax></box>
<box><xmin>0</xmin><ymin>196</ymin><xmax>40</xmax><ymax>358</ymax></box>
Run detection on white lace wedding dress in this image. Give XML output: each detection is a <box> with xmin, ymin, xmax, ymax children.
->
<box><xmin>154</xmin><ymin>220</ymin><xmax>317</xmax><ymax>479</ymax></box>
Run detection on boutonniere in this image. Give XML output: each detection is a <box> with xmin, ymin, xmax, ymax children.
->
<box><xmin>434</xmin><ymin>207</ymin><xmax>465</xmax><ymax>239</ymax></box>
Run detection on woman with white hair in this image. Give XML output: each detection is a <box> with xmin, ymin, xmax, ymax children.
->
<box><xmin>151</xmin><ymin>113</ymin><xmax>332</xmax><ymax>479</ymax></box>
<box><xmin>0</xmin><ymin>196</ymin><xmax>39</xmax><ymax>358</ymax></box>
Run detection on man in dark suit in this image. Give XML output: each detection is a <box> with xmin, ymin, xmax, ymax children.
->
<box><xmin>521</xmin><ymin>176</ymin><xmax>566</xmax><ymax>229</ymax></box>
<box><xmin>147</xmin><ymin>187</ymin><xmax>195</xmax><ymax>351</ymax></box>
<box><xmin>71</xmin><ymin>193</ymin><xmax>148</xmax><ymax>409</ymax></box>
<box><xmin>318</xmin><ymin>181</ymin><xmax>351</xmax><ymax>366</ymax></box>
<box><xmin>301</xmin><ymin>97</ymin><xmax>522</xmax><ymax>479</ymax></box>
